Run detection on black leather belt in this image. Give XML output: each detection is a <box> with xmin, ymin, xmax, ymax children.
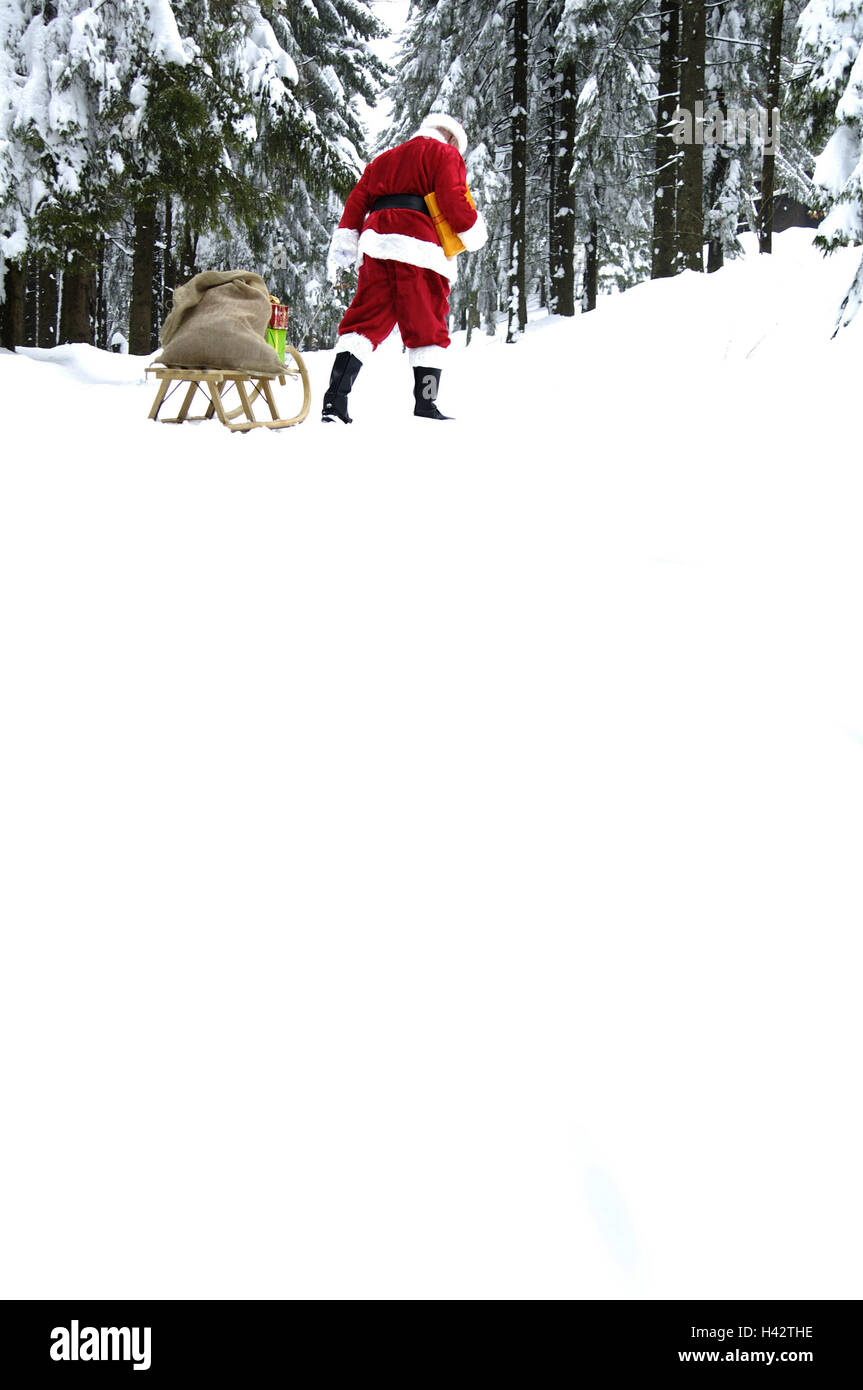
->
<box><xmin>370</xmin><ymin>195</ymin><xmax>431</xmax><ymax>216</ymax></box>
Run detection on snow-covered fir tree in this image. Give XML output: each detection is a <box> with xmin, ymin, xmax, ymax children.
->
<box><xmin>112</xmin><ymin>0</ymin><xmax>385</xmax><ymax>350</ymax></box>
<box><xmin>1</xmin><ymin>0</ymin><xmax>128</xmax><ymax>345</ymax></box>
<box><xmin>1</xmin><ymin>0</ymin><xmax>384</xmax><ymax>349</ymax></box>
<box><xmin>703</xmin><ymin>4</ymin><xmax>752</xmax><ymax>271</ymax></box>
<box><xmin>238</xmin><ymin>0</ymin><xmax>387</xmax><ymax>348</ymax></box>
<box><xmin>556</xmin><ymin>0</ymin><xmax>654</xmax><ymax>307</ymax></box>
<box><xmin>796</xmin><ymin>0</ymin><xmax>863</xmax><ymax>326</ymax></box>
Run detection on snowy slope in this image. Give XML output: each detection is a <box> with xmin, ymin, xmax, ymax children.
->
<box><xmin>1</xmin><ymin>231</ymin><xmax>862</xmax><ymax>1300</ymax></box>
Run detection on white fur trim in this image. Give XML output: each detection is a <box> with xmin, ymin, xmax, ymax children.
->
<box><xmin>415</xmin><ymin>125</ymin><xmax>448</xmax><ymax>146</ymax></box>
<box><xmin>408</xmin><ymin>345</ymin><xmax>447</xmax><ymax>368</ymax></box>
<box><xmin>458</xmin><ymin>209</ymin><xmax>488</xmax><ymax>253</ymax></box>
<box><xmin>358</xmin><ymin>227</ymin><xmax>458</xmax><ymax>283</ymax></box>
<box><xmin>420</xmin><ymin>113</ymin><xmax>467</xmax><ymax>155</ymax></box>
<box><xmin>336</xmin><ymin>331</ymin><xmax>375</xmax><ymax>363</ymax></box>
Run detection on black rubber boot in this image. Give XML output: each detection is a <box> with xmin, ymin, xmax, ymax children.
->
<box><xmin>413</xmin><ymin>366</ymin><xmax>451</xmax><ymax>420</ymax></box>
<box><xmin>322</xmin><ymin>351</ymin><xmax>363</xmax><ymax>423</ymax></box>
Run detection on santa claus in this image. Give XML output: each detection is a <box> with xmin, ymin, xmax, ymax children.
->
<box><xmin>322</xmin><ymin>112</ymin><xmax>488</xmax><ymax>423</ymax></box>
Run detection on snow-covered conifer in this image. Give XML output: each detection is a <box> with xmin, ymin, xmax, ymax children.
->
<box><xmin>557</xmin><ymin>0</ymin><xmax>654</xmax><ymax>306</ymax></box>
<box><xmin>796</xmin><ymin>0</ymin><xmax>863</xmax><ymax>324</ymax></box>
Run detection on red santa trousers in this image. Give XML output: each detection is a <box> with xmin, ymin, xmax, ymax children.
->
<box><xmin>337</xmin><ymin>255</ymin><xmax>450</xmax><ymax>356</ymax></box>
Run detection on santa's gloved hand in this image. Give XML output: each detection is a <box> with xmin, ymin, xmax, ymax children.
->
<box><xmin>327</xmin><ymin>228</ymin><xmax>359</xmax><ymax>284</ymax></box>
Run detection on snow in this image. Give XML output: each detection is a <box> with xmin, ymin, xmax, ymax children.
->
<box><xmin>815</xmin><ymin>120</ymin><xmax>861</xmax><ymax>199</ymax></box>
<box><xmin>321</xmin><ymin>64</ymin><xmax>345</xmax><ymax>106</ymax></box>
<box><xmin>797</xmin><ymin>1</ymin><xmax>863</xmax><ymax>96</ymax></box>
<box><xmin>128</xmin><ymin>76</ymin><xmax>148</xmax><ymax>109</ymax></box>
<box><xmin>837</xmin><ymin>37</ymin><xmax>863</xmax><ymax>120</ymax></box>
<box><xmin>578</xmin><ymin>73</ymin><xmax>598</xmax><ymax>109</ymax></box>
<box><xmin>1</xmin><ymin>209</ymin><xmax>26</xmax><ymax>262</ymax></box>
<box><xmin>143</xmin><ymin>0</ymin><xmax>188</xmax><ymax>68</ymax></box>
<box><xmin>1</xmin><ymin>231</ymin><xmax>863</xmax><ymax>1300</ymax></box>
<box><xmin>242</xmin><ymin>14</ymin><xmax>299</xmax><ymax>96</ymax></box>
<box><xmin>54</xmin><ymin>158</ymin><xmax>80</xmax><ymax>196</ymax></box>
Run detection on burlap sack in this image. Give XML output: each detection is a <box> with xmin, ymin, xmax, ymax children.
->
<box><xmin>157</xmin><ymin>270</ymin><xmax>284</xmax><ymax>373</ymax></box>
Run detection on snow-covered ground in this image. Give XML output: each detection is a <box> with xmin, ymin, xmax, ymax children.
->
<box><xmin>1</xmin><ymin>231</ymin><xmax>862</xmax><ymax>1300</ymax></box>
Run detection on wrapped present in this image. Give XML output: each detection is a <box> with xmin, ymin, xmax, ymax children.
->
<box><xmin>266</xmin><ymin>298</ymin><xmax>289</xmax><ymax>362</ymax></box>
<box><xmin>423</xmin><ymin>187</ymin><xmax>477</xmax><ymax>258</ymax></box>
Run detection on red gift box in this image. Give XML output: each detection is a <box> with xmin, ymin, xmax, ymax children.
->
<box><xmin>269</xmin><ymin>301</ymin><xmax>289</xmax><ymax>330</ymax></box>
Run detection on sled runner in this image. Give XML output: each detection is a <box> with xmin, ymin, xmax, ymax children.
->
<box><xmin>146</xmin><ymin>343</ymin><xmax>310</xmax><ymax>432</ymax></box>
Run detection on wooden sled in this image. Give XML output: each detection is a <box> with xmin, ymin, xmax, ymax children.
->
<box><xmin>146</xmin><ymin>344</ymin><xmax>310</xmax><ymax>431</ymax></box>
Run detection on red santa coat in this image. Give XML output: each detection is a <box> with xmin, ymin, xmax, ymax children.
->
<box><xmin>328</xmin><ymin>129</ymin><xmax>488</xmax><ymax>286</ymax></box>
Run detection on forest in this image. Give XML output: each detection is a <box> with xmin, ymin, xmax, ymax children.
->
<box><xmin>1</xmin><ymin>1</ymin><xmax>862</xmax><ymax>354</ymax></box>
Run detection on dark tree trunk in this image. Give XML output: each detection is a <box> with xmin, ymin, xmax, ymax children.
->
<box><xmin>150</xmin><ymin>256</ymin><xmax>162</xmax><ymax>351</ymax></box>
<box><xmin>129</xmin><ymin>194</ymin><xmax>157</xmax><ymax>355</ymax></box>
<box><xmin>465</xmin><ymin>286</ymin><xmax>480</xmax><ymax>347</ymax></box>
<box><xmin>547</xmin><ymin>70</ymin><xmax>559</xmax><ymax>313</ymax></box>
<box><xmin>759</xmin><ymin>2</ymin><xmax>784</xmax><ymax>254</ymax></box>
<box><xmin>507</xmin><ymin>0</ymin><xmax>528</xmax><ymax>343</ymax></box>
<box><xmin>163</xmin><ymin>194</ymin><xmax>176</xmax><ymax>320</ymax></box>
<box><xmin>678</xmin><ymin>1</ymin><xmax>706</xmax><ymax>272</ymax></box>
<box><xmin>38</xmin><ymin>258</ymin><xmax>59</xmax><ymax>347</ymax></box>
<box><xmin>582</xmin><ymin>219</ymin><xmax>598</xmax><ymax>313</ymax></box>
<box><xmin>95</xmin><ymin>236</ymin><xmax>108</xmax><ymax>349</ymax></box>
<box><xmin>555</xmin><ymin>59</ymin><xmax>577</xmax><ymax>315</ymax></box>
<box><xmin>1</xmin><ymin>259</ymin><xmax>26</xmax><ymax>350</ymax></box>
<box><xmin>179</xmin><ymin>221</ymin><xmax>198</xmax><ymax>283</ymax></box>
<box><xmin>150</xmin><ymin>202</ymin><xmax>164</xmax><ymax>351</ymax></box>
<box><xmin>59</xmin><ymin>254</ymin><xmax>96</xmax><ymax>343</ymax></box>
<box><xmin>652</xmin><ymin>2</ymin><xmax>681</xmax><ymax>278</ymax></box>
<box><xmin>706</xmin><ymin>77</ymin><xmax>728</xmax><ymax>274</ymax></box>
<box><xmin>24</xmin><ymin>257</ymin><xmax>38</xmax><ymax>345</ymax></box>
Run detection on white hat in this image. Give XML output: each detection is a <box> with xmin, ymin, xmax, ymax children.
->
<box><xmin>422</xmin><ymin>112</ymin><xmax>468</xmax><ymax>156</ymax></box>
